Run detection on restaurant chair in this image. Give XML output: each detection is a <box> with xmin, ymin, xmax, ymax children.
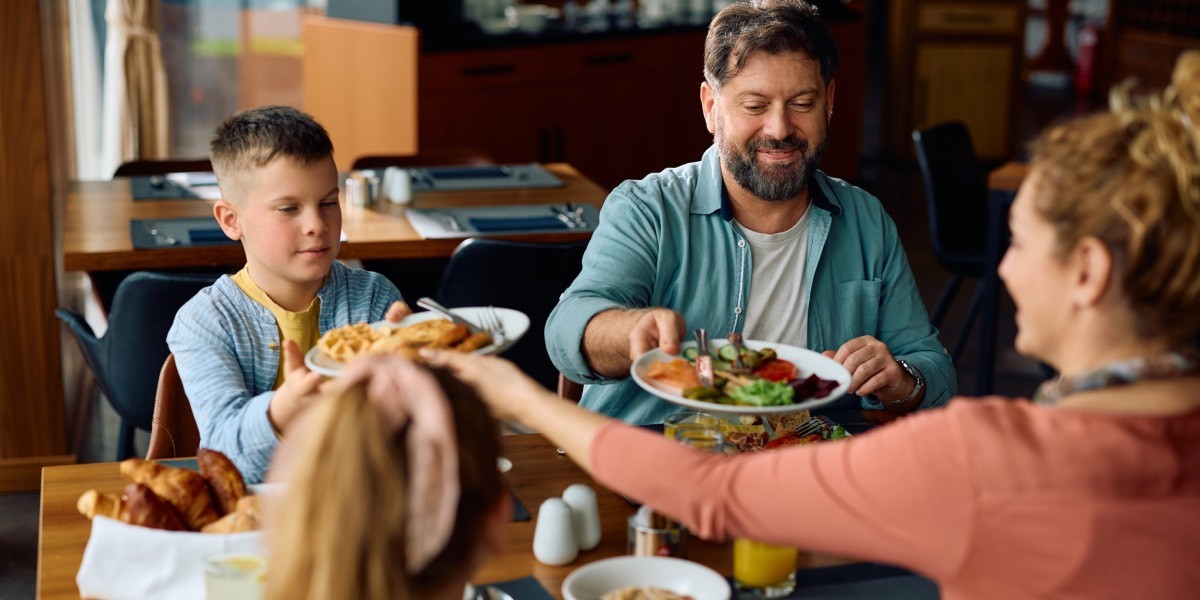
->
<box><xmin>435</xmin><ymin>238</ymin><xmax>590</xmax><ymax>390</ymax></box>
<box><xmin>558</xmin><ymin>373</ymin><xmax>584</xmax><ymax>403</ymax></box>
<box><xmin>112</xmin><ymin>157</ymin><xmax>213</xmax><ymax>177</ymax></box>
<box><xmin>147</xmin><ymin>354</ymin><xmax>201</xmax><ymax>460</ymax></box>
<box><xmin>912</xmin><ymin>122</ymin><xmax>990</xmax><ymax>363</ymax></box>
<box><xmin>349</xmin><ymin>148</ymin><xmax>494</xmax><ymax>170</ymax></box>
<box><xmin>55</xmin><ymin>272</ymin><xmax>219</xmax><ymax>460</ymax></box>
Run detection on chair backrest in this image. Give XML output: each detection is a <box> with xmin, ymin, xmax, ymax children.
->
<box><xmin>56</xmin><ymin>272</ymin><xmax>220</xmax><ymax>432</ymax></box>
<box><xmin>435</xmin><ymin>238</ymin><xmax>590</xmax><ymax>389</ymax></box>
<box><xmin>912</xmin><ymin>122</ymin><xmax>989</xmax><ymax>272</ymax></box>
<box><xmin>350</xmin><ymin>148</ymin><xmax>494</xmax><ymax>170</ymax></box>
<box><xmin>113</xmin><ymin>158</ymin><xmax>213</xmax><ymax>177</ymax></box>
<box><xmin>147</xmin><ymin>354</ymin><xmax>200</xmax><ymax>459</ymax></box>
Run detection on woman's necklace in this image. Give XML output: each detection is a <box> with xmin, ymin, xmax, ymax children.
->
<box><xmin>1033</xmin><ymin>351</ymin><xmax>1200</xmax><ymax>406</ymax></box>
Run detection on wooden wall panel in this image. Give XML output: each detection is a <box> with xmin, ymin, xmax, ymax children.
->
<box><xmin>302</xmin><ymin>16</ymin><xmax>419</xmax><ymax>172</ymax></box>
<box><xmin>0</xmin><ymin>1</ymin><xmax>69</xmax><ymax>483</ymax></box>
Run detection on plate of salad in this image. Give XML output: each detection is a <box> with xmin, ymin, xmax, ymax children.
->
<box><xmin>630</xmin><ymin>338</ymin><xmax>851</xmax><ymax>416</ymax></box>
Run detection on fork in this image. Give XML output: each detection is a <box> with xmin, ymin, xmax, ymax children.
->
<box><xmin>480</xmin><ymin>305</ymin><xmax>507</xmax><ymax>344</ymax></box>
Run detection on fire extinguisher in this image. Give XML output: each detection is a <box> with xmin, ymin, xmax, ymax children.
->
<box><xmin>1075</xmin><ymin>22</ymin><xmax>1100</xmax><ymax>96</ymax></box>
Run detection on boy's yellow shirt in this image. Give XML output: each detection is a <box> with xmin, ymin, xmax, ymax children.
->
<box><xmin>231</xmin><ymin>266</ymin><xmax>321</xmax><ymax>390</ymax></box>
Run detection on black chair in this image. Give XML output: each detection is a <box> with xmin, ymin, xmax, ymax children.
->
<box><xmin>434</xmin><ymin>238</ymin><xmax>590</xmax><ymax>390</ymax></box>
<box><xmin>113</xmin><ymin>158</ymin><xmax>213</xmax><ymax>177</ymax></box>
<box><xmin>56</xmin><ymin>272</ymin><xmax>220</xmax><ymax>460</ymax></box>
<box><xmin>912</xmin><ymin>122</ymin><xmax>990</xmax><ymax>363</ymax></box>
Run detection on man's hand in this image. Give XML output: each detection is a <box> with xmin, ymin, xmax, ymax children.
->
<box><xmin>582</xmin><ymin>308</ymin><xmax>687</xmax><ymax>378</ymax></box>
<box><xmin>823</xmin><ymin>335</ymin><xmax>918</xmax><ymax>409</ymax></box>
<box><xmin>628</xmin><ymin>308</ymin><xmax>687</xmax><ymax>361</ymax></box>
<box><xmin>385</xmin><ymin>301</ymin><xmax>412</xmax><ymax>323</ymax></box>
<box><xmin>267</xmin><ymin>340</ymin><xmax>329</xmax><ymax>434</ymax></box>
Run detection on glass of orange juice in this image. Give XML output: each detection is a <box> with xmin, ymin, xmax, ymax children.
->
<box><xmin>662</xmin><ymin>410</ymin><xmax>719</xmax><ymax>440</ymax></box>
<box><xmin>733</xmin><ymin>537</ymin><xmax>798</xmax><ymax>598</ymax></box>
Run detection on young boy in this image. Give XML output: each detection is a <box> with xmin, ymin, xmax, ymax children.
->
<box><xmin>168</xmin><ymin>106</ymin><xmax>408</xmax><ymax>482</ymax></box>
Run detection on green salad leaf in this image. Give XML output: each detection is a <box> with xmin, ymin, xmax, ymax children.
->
<box><xmin>728</xmin><ymin>378</ymin><xmax>795</xmax><ymax>406</ymax></box>
<box><xmin>828</xmin><ymin>425</ymin><xmax>849</xmax><ymax>440</ymax></box>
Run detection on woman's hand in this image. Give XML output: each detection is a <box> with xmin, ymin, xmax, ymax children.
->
<box><xmin>420</xmin><ymin>350</ymin><xmax>553</xmax><ymax>423</ymax></box>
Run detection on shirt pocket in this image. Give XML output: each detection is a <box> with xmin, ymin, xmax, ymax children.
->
<box><xmin>836</xmin><ymin>279</ymin><xmax>882</xmax><ymax>341</ymax></box>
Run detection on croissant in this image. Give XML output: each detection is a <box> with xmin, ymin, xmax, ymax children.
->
<box><xmin>119</xmin><ymin>458</ymin><xmax>221</xmax><ymax>530</ymax></box>
<box><xmin>123</xmin><ymin>484</ymin><xmax>188</xmax><ymax>531</ymax></box>
<box><xmin>197</xmin><ymin>448</ymin><xmax>246</xmax><ymax>515</ymax></box>
<box><xmin>77</xmin><ymin>489</ymin><xmax>127</xmax><ymax>521</ymax></box>
<box><xmin>201</xmin><ymin>496</ymin><xmax>262</xmax><ymax>534</ymax></box>
<box><xmin>77</xmin><ymin>485</ymin><xmax>188</xmax><ymax>532</ymax></box>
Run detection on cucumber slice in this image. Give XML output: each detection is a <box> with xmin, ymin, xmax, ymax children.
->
<box><xmin>717</xmin><ymin>344</ymin><xmax>739</xmax><ymax>361</ymax></box>
<box><xmin>712</xmin><ymin>359</ymin><xmax>732</xmax><ymax>372</ymax></box>
<box><xmin>682</xmin><ymin>346</ymin><xmax>700</xmax><ymax>361</ymax></box>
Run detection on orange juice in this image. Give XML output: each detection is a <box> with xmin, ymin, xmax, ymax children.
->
<box><xmin>662</xmin><ymin>412</ymin><xmax>719</xmax><ymax>439</ymax></box>
<box><xmin>733</xmin><ymin>538</ymin><xmax>798</xmax><ymax>589</ymax></box>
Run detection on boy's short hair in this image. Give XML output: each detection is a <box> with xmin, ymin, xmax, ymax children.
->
<box><xmin>209</xmin><ymin>105</ymin><xmax>334</xmax><ymax>197</ymax></box>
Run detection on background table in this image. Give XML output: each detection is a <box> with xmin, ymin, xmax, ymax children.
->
<box><xmin>63</xmin><ymin>163</ymin><xmax>607</xmax><ymax>273</ymax></box>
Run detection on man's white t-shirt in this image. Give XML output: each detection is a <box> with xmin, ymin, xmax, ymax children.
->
<box><xmin>737</xmin><ymin>206</ymin><xmax>813</xmax><ymax>346</ymax></box>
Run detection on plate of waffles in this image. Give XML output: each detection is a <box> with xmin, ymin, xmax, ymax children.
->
<box><xmin>304</xmin><ymin>307</ymin><xmax>529</xmax><ymax>377</ymax></box>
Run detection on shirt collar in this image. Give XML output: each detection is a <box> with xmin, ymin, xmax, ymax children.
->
<box><xmin>692</xmin><ymin>144</ymin><xmax>843</xmax><ymax>220</ymax></box>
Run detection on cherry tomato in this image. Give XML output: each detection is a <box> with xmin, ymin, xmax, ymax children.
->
<box><xmin>753</xmin><ymin>358</ymin><xmax>797</xmax><ymax>382</ymax></box>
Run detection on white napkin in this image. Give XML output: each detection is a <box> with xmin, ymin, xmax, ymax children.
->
<box><xmin>76</xmin><ymin>516</ymin><xmax>264</xmax><ymax>600</ymax></box>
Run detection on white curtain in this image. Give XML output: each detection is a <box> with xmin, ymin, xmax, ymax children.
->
<box><xmin>100</xmin><ymin>0</ymin><xmax>169</xmax><ymax>177</ymax></box>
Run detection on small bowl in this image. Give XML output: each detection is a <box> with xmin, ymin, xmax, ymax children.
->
<box><xmin>562</xmin><ymin>556</ymin><xmax>731</xmax><ymax>600</ymax></box>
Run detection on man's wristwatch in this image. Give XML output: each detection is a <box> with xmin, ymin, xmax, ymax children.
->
<box><xmin>888</xmin><ymin>359</ymin><xmax>925</xmax><ymax>406</ymax></box>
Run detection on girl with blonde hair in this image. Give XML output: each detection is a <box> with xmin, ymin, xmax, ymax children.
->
<box><xmin>265</xmin><ymin>354</ymin><xmax>509</xmax><ymax>600</ymax></box>
<box><xmin>429</xmin><ymin>52</ymin><xmax>1200</xmax><ymax>599</ymax></box>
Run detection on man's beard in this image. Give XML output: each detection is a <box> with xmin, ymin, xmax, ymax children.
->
<box><xmin>717</xmin><ymin>128</ymin><xmax>826</xmax><ymax>202</ymax></box>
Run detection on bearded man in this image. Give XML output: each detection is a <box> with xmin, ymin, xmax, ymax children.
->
<box><xmin>545</xmin><ymin>0</ymin><xmax>955</xmax><ymax>424</ymax></box>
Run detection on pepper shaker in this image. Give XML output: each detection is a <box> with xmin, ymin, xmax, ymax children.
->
<box><xmin>562</xmin><ymin>483</ymin><xmax>601</xmax><ymax>551</ymax></box>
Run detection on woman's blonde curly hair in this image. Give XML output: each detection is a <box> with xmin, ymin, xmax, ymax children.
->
<box><xmin>1030</xmin><ymin>51</ymin><xmax>1200</xmax><ymax>347</ymax></box>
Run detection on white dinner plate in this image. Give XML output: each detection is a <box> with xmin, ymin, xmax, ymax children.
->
<box><xmin>563</xmin><ymin>556</ymin><xmax>730</xmax><ymax>600</ymax></box>
<box><xmin>304</xmin><ymin>307</ymin><xmax>530</xmax><ymax>377</ymax></box>
<box><xmin>630</xmin><ymin>339</ymin><xmax>851</xmax><ymax>416</ymax></box>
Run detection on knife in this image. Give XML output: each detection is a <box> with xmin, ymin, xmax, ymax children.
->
<box><xmin>694</xmin><ymin>328</ymin><xmax>714</xmax><ymax>388</ymax></box>
<box><xmin>416</xmin><ymin>297</ymin><xmax>484</xmax><ymax>334</ymax></box>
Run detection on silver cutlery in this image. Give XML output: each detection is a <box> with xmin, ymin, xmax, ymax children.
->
<box><xmin>416</xmin><ymin>297</ymin><xmax>484</xmax><ymax>334</ymax></box>
<box><xmin>464</xmin><ymin>583</ymin><xmax>515</xmax><ymax>600</ymax></box>
<box><xmin>479</xmin><ymin>305</ymin><xmax>507</xmax><ymax>344</ymax></box>
<box><xmin>143</xmin><ymin>222</ymin><xmax>178</xmax><ymax>246</ymax></box>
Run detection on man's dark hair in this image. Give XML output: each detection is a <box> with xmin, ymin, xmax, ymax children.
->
<box><xmin>209</xmin><ymin>105</ymin><xmax>334</xmax><ymax>177</ymax></box>
<box><xmin>704</xmin><ymin>0</ymin><xmax>838</xmax><ymax>91</ymax></box>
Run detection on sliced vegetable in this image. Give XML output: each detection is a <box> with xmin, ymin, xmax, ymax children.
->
<box><xmin>753</xmin><ymin>358</ymin><xmax>797</xmax><ymax>383</ymax></box>
<box><xmin>727</xmin><ymin>379</ymin><xmax>795</xmax><ymax>407</ymax></box>
<box><xmin>717</xmin><ymin>344</ymin><xmax>739</xmax><ymax>361</ymax></box>
<box><xmin>682</xmin><ymin>347</ymin><xmax>699</xmax><ymax>361</ymax></box>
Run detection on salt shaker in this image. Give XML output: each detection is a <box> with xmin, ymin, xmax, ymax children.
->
<box><xmin>562</xmin><ymin>483</ymin><xmax>601</xmax><ymax>551</ymax></box>
<box><xmin>532</xmin><ymin>498</ymin><xmax>578</xmax><ymax>565</ymax></box>
<box><xmin>383</xmin><ymin>167</ymin><xmax>412</xmax><ymax>205</ymax></box>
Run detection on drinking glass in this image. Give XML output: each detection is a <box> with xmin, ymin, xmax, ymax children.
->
<box><xmin>204</xmin><ymin>552</ymin><xmax>266</xmax><ymax>600</ymax></box>
<box><xmin>733</xmin><ymin>537</ymin><xmax>798</xmax><ymax>598</ymax></box>
<box><xmin>662</xmin><ymin>410</ymin><xmax>719</xmax><ymax>440</ymax></box>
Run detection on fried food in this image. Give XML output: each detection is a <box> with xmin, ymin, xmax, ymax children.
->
<box><xmin>316</xmin><ymin>322</ymin><xmax>388</xmax><ymax>362</ymax></box>
<box><xmin>317</xmin><ymin>318</ymin><xmax>493</xmax><ymax>363</ymax></box>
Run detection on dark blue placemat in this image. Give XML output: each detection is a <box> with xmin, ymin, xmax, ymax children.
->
<box><xmin>730</xmin><ymin>563</ymin><xmax>939</xmax><ymax>599</ymax></box>
<box><xmin>511</xmin><ymin>488</ymin><xmax>530</xmax><ymax>522</ymax></box>
<box><xmin>130</xmin><ymin>176</ymin><xmax>200</xmax><ymax>200</ymax></box>
<box><xmin>485</xmin><ymin>575</ymin><xmax>555</xmax><ymax>600</ymax></box>
<box><xmin>468</xmin><ymin>216</ymin><xmax>569</xmax><ymax>232</ymax></box>
<box><xmin>131</xmin><ymin>217</ymin><xmax>237</xmax><ymax>248</ymax></box>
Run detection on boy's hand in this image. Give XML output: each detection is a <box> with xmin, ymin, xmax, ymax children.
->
<box><xmin>268</xmin><ymin>340</ymin><xmax>328</xmax><ymax>434</ymax></box>
<box><xmin>385</xmin><ymin>301</ymin><xmax>412</xmax><ymax>323</ymax></box>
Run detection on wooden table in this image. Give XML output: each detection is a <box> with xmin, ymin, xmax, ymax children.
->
<box><xmin>63</xmin><ymin>163</ymin><xmax>607</xmax><ymax>273</ymax></box>
<box><xmin>38</xmin><ymin>434</ymin><xmax>851</xmax><ymax>599</ymax></box>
